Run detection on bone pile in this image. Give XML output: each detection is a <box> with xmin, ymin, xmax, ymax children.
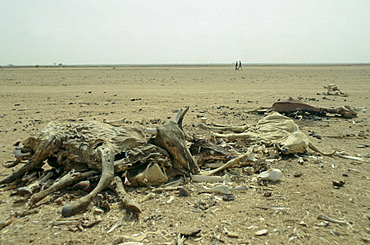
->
<box><xmin>0</xmin><ymin>109</ymin><xmax>338</xmax><ymax>219</ymax></box>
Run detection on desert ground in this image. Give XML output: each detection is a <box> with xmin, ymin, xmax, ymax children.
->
<box><xmin>0</xmin><ymin>64</ymin><xmax>369</xmax><ymax>244</ymax></box>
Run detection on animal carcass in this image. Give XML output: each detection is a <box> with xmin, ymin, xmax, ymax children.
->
<box><xmin>0</xmin><ymin>107</ymin><xmax>199</xmax><ymax>217</ymax></box>
<box><xmin>272</xmin><ymin>97</ymin><xmax>356</xmax><ymax>118</ymax></box>
<box><xmin>323</xmin><ymin>84</ymin><xmax>348</xmax><ymax>97</ymax></box>
<box><xmin>212</xmin><ymin>112</ymin><xmax>335</xmax><ymax>155</ymax></box>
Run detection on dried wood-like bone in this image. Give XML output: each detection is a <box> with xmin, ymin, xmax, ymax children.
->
<box><xmin>0</xmin><ymin>107</ymin><xmax>199</xmax><ymax>217</ymax></box>
<box><xmin>272</xmin><ymin>97</ymin><xmax>356</xmax><ymax>118</ymax></box>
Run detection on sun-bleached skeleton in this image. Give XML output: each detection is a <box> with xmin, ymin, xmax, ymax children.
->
<box><xmin>212</xmin><ymin>112</ymin><xmax>335</xmax><ymax>155</ymax></box>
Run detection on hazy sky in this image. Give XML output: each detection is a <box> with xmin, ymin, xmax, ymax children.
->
<box><xmin>1</xmin><ymin>0</ymin><xmax>369</xmax><ymax>65</ymax></box>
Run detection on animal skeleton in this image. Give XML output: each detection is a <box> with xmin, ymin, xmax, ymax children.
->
<box><xmin>212</xmin><ymin>112</ymin><xmax>335</xmax><ymax>155</ymax></box>
<box><xmin>0</xmin><ymin>107</ymin><xmax>199</xmax><ymax>217</ymax></box>
<box><xmin>272</xmin><ymin>97</ymin><xmax>356</xmax><ymax>118</ymax></box>
<box><xmin>323</xmin><ymin>84</ymin><xmax>348</xmax><ymax>97</ymax></box>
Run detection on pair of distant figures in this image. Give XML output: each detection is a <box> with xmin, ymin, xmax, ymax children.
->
<box><xmin>235</xmin><ymin>61</ymin><xmax>242</xmax><ymax>70</ymax></box>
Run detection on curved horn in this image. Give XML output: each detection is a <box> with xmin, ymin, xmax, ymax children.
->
<box><xmin>172</xmin><ymin>107</ymin><xmax>189</xmax><ymax>129</ymax></box>
<box><xmin>13</xmin><ymin>147</ymin><xmax>32</xmax><ymax>158</ymax></box>
<box><xmin>308</xmin><ymin>143</ymin><xmax>336</xmax><ymax>156</ymax></box>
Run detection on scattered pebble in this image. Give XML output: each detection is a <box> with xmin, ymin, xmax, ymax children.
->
<box><xmin>299</xmin><ymin>221</ymin><xmax>308</xmax><ymax>227</ymax></box>
<box><xmin>222</xmin><ymin>193</ymin><xmax>235</xmax><ymax>201</ymax></box>
<box><xmin>226</xmin><ymin>231</ymin><xmax>239</xmax><ymax>238</ymax></box>
<box><xmin>293</xmin><ymin>172</ymin><xmax>303</xmax><ymax>178</ymax></box>
<box><xmin>310</xmin><ymin>134</ymin><xmax>322</xmax><ymax>139</ymax></box>
<box><xmin>333</xmin><ymin>180</ymin><xmax>345</xmax><ymax>188</ymax></box>
<box><xmin>255</xmin><ymin>229</ymin><xmax>268</xmax><ymax>236</ymax></box>
<box><xmin>178</xmin><ymin>187</ymin><xmax>191</xmax><ymax>197</ymax></box>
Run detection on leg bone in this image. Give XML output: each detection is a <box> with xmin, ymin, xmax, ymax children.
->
<box><xmin>61</xmin><ymin>147</ymin><xmax>115</xmax><ymax>217</ymax></box>
<box><xmin>28</xmin><ymin>170</ymin><xmax>98</xmax><ymax>207</ymax></box>
<box><xmin>110</xmin><ymin>176</ymin><xmax>141</xmax><ymax>214</ymax></box>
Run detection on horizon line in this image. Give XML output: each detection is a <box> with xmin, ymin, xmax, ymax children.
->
<box><xmin>2</xmin><ymin>62</ymin><xmax>370</xmax><ymax>68</ymax></box>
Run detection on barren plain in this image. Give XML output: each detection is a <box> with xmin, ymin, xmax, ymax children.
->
<box><xmin>0</xmin><ymin>65</ymin><xmax>369</xmax><ymax>244</ymax></box>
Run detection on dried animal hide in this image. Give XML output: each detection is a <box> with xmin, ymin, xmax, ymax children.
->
<box><xmin>212</xmin><ymin>112</ymin><xmax>335</xmax><ymax>155</ymax></box>
<box><xmin>272</xmin><ymin>97</ymin><xmax>356</xmax><ymax>118</ymax></box>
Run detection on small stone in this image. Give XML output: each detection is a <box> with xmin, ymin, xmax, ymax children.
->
<box><xmin>222</xmin><ymin>193</ymin><xmax>235</xmax><ymax>201</ymax></box>
<box><xmin>294</xmin><ymin>172</ymin><xmax>303</xmax><ymax>177</ymax></box>
<box><xmin>311</xmin><ymin>134</ymin><xmax>322</xmax><ymax>139</ymax></box>
<box><xmin>226</xmin><ymin>231</ymin><xmax>239</xmax><ymax>238</ymax></box>
<box><xmin>299</xmin><ymin>221</ymin><xmax>307</xmax><ymax>227</ymax></box>
<box><xmin>263</xmin><ymin>191</ymin><xmax>272</xmax><ymax>197</ymax></box>
<box><xmin>333</xmin><ymin>180</ymin><xmax>345</xmax><ymax>188</ymax></box>
<box><xmin>255</xmin><ymin>229</ymin><xmax>268</xmax><ymax>236</ymax></box>
<box><xmin>178</xmin><ymin>187</ymin><xmax>191</xmax><ymax>197</ymax></box>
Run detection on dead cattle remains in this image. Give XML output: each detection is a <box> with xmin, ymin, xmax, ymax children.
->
<box><xmin>0</xmin><ymin>65</ymin><xmax>369</xmax><ymax>244</ymax></box>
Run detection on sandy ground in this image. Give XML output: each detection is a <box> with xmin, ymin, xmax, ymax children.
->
<box><xmin>0</xmin><ymin>65</ymin><xmax>369</xmax><ymax>244</ymax></box>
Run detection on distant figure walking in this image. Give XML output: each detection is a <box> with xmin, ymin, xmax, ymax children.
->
<box><xmin>235</xmin><ymin>61</ymin><xmax>239</xmax><ymax>70</ymax></box>
<box><xmin>239</xmin><ymin>61</ymin><xmax>242</xmax><ymax>71</ymax></box>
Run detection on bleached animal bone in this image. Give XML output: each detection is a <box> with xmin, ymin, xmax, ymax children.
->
<box><xmin>61</xmin><ymin>147</ymin><xmax>115</xmax><ymax>217</ymax></box>
<box><xmin>191</xmin><ymin>175</ymin><xmax>224</xmax><ymax>182</ymax></box>
<box><xmin>28</xmin><ymin>170</ymin><xmax>98</xmax><ymax>207</ymax></box>
<box><xmin>200</xmin><ymin>147</ymin><xmax>256</xmax><ymax>176</ymax></box>
<box><xmin>278</xmin><ymin>131</ymin><xmax>335</xmax><ymax>155</ymax></box>
<box><xmin>131</xmin><ymin>163</ymin><xmax>169</xmax><ymax>186</ymax></box>
<box><xmin>17</xmin><ymin>171</ymin><xmax>54</xmax><ymax>195</ymax></box>
<box><xmin>257</xmin><ymin>169</ymin><xmax>282</xmax><ymax>182</ymax></box>
<box><xmin>212</xmin><ymin>112</ymin><xmax>335</xmax><ymax>155</ymax></box>
<box><xmin>1</xmin><ymin>107</ymin><xmax>198</xmax><ymax>217</ymax></box>
<box><xmin>110</xmin><ymin>176</ymin><xmax>141</xmax><ymax>213</ymax></box>
<box><xmin>324</xmin><ymin>84</ymin><xmax>348</xmax><ymax>97</ymax></box>
<box><xmin>317</xmin><ymin>213</ymin><xmax>348</xmax><ymax>225</ymax></box>
<box><xmin>198</xmin><ymin>184</ymin><xmax>230</xmax><ymax>194</ymax></box>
